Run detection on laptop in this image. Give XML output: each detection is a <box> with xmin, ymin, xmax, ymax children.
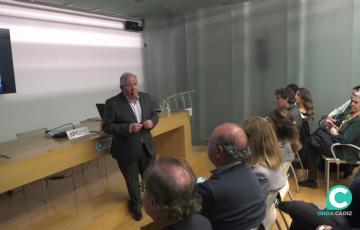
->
<box><xmin>96</xmin><ymin>103</ymin><xmax>105</xmax><ymax>119</ymax></box>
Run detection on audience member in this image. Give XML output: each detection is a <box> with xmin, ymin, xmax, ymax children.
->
<box><xmin>286</xmin><ymin>83</ymin><xmax>299</xmax><ymax>103</ymax></box>
<box><xmin>275</xmin><ymin>88</ymin><xmax>303</xmax><ymax>129</ymax></box>
<box><xmin>323</xmin><ymin>85</ymin><xmax>360</xmax><ymax>128</ymax></box>
<box><xmin>279</xmin><ymin>171</ymin><xmax>360</xmax><ymax>230</ymax></box>
<box><xmin>141</xmin><ymin>157</ymin><xmax>212</xmax><ymax>230</ymax></box>
<box><xmin>299</xmin><ymin>91</ymin><xmax>360</xmax><ymax>188</ymax></box>
<box><xmin>295</xmin><ymin>87</ymin><xmax>314</xmax><ymax>145</ymax></box>
<box><xmin>198</xmin><ymin>123</ymin><xmax>266</xmax><ymax>230</ymax></box>
<box><xmin>269</xmin><ymin>108</ymin><xmax>302</xmax><ymax>163</ymax></box>
<box><xmin>243</xmin><ymin>117</ymin><xmax>286</xmax><ymax>194</ymax></box>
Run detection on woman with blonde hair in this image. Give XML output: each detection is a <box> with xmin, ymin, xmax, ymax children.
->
<box><xmin>243</xmin><ymin>117</ymin><xmax>286</xmax><ymax>194</ymax></box>
<box><xmin>269</xmin><ymin>108</ymin><xmax>302</xmax><ymax>163</ymax></box>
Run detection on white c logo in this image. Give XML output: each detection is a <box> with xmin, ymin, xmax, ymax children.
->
<box><xmin>329</xmin><ymin>187</ymin><xmax>349</xmax><ymax>209</ymax></box>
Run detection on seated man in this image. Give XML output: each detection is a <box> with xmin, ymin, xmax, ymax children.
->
<box><xmin>141</xmin><ymin>157</ymin><xmax>212</xmax><ymax>230</ymax></box>
<box><xmin>198</xmin><ymin>123</ymin><xmax>266</xmax><ymax>230</ymax></box>
<box><xmin>275</xmin><ymin>87</ymin><xmax>303</xmax><ymax>129</ymax></box>
<box><xmin>299</xmin><ymin>91</ymin><xmax>360</xmax><ymax>188</ymax></box>
<box><xmin>322</xmin><ymin>85</ymin><xmax>360</xmax><ymax>127</ymax></box>
<box><xmin>279</xmin><ymin>171</ymin><xmax>360</xmax><ymax>230</ymax></box>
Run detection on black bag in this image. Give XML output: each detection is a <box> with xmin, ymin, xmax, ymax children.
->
<box><xmin>308</xmin><ymin>128</ymin><xmax>334</xmax><ymax>154</ymax></box>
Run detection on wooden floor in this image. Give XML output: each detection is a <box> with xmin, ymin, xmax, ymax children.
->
<box><xmin>0</xmin><ymin>146</ymin><xmax>357</xmax><ymax>230</ymax></box>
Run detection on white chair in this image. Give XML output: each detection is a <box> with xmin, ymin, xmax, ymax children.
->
<box><xmin>17</xmin><ymin>128</ymin><xmax>77</xmax><ymax>202</ymax></box>
<box><xmin>290</xmin><ymin>151</ymin><xmax>307</xmax><ymax>193</ymax></box>
<box><xmin>278</xmin><ymin>162</ymin><xmax>293</xmax><ymax>229</ymax></box>
<box><xmin>321</xmin><ymin>143</ymin><xmax>360</xmax><ymax>192</ymax></box>
<box><xmin>279</xmin><ymin>162</ymin><xmax>293</xmax><ymax>201</ymax></box>
<box><xmin>262</xmin><ymin>191</ymin><xmax>282</xmax><ymax>230</ymax></box>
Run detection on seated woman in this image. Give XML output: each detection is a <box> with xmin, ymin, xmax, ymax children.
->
<box><xmin>299</xmin><ymin>93</ymin><xmax>360</xmax><ymax>188</ymax></box>
<box><xmin>295</xmin><ymin>88</ymin><xmax>314</xmax><ymax>145</ymax></box>
<box><xmin>279</xmin><ymin>171</ymin><xmax>360</xmax><ymax>230</ymax></box>
<box><xmin>243</xmin><ymin>117</ymin><xmax>286</xmax><ymax>195</ymax></box>
<box><xmin>269</xmin><ymin>108</ymin><xmax>302</xmax><ymax>163</ymax></box>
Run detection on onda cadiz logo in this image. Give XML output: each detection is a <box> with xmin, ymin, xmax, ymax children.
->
<box><xmin>327</xmin><ymin>185</ymin><xmax>352</xmax><ymax>211</ymax></box>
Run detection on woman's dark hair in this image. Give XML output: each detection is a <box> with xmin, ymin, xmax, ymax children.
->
<box><xmin>297</xmin><ymin>88</ymin><xmax>314</xmax><ymax>120</ymax></box>
<box><xmin>269</xmin><ymin>108</ymin><xmax>302</xmax><ymax>152</ymax></box>
<box><xmin>286</xmin><ymin>84</ymin><xmax>299</xmax><ymax>93</ymax></box>
<box><xmin>275</xmin><ymin>87</ymin><xmax>296</xmax><ymax>105</ymax></box>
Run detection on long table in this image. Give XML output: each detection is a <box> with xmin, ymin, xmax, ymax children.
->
<box><xmin>0</xmin><ymin>112</ymin><xmax>192</xmax><ymax>194</ymax></box>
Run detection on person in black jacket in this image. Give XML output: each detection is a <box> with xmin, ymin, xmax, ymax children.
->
<box><xmin>102</xmin><ymin>72</ymin><xmax>158</xmax><ymax>221</ymax></box>
<box><xmin>279</xmin><ymin>171</ymin><xmax>360</xmax><ymax>230</ymax></box>
<box><xmin>299</xmin><ymin>93</ymin><xmax>360</xmax><ymax>188</ymax></box>
<box><xmin>198</xmin><ymin>123</ymin><xmax>266</xmax><ymax>230</ymax></box>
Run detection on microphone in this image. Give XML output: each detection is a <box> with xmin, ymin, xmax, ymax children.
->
<box><xmin>46</xmin><ymin>123</ymin><xmax>75</xmax><ymax>138</ymax></box>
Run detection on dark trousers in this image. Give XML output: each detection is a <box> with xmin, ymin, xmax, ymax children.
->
<box><xmin>299</xmin><ymin>144</ymin><xmax>320</xmax><ymax>181</ymax></box>
<box><xmin>117</xmin><ymin>145</ymin><xmax>152</xmax><ymax>210</ymax></box>
<box><xmin>278</xmin><ymin>201</ymin><xmax>351</xmax><ymax>230</ymax></box>
<box><xmin>300</xmin><ymin>143</ymin><xmax>353</xmax><ymax>181</ymax></box>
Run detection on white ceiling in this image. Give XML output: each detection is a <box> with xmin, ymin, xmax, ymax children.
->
<box><xmin>13</xmin><ymin>0</ymin><xmax>249</xmax><ymax>19</ymax></box>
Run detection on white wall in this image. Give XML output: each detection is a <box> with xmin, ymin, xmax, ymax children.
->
<box><xmin>0</xmin><ymin>4</ymin><xmax>143</xmax><ymax>142</ymax></box>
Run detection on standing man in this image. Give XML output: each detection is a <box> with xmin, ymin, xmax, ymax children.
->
<box><xmin>102</xmin><ymin>72</ymin><xmax>159</xmax><ymax>221</ymax></box>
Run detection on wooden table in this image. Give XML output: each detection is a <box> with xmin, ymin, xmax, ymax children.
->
<box><xmin>0</xmin><ymin>112</ymin><xmax>192</xmax><ymax>194</ymax></box>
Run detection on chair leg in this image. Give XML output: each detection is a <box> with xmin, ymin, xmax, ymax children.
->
<box><xmin>41</xmin><ymin>179</ymin><xmax>47</xmax><ymax>203</ymax></box>
<box><xmin>104</xmin><ymin>155</ymin><xmax>108</xmax><ymax>178</ymax></box>
<box><xmin>72</xmin><ymin>168</ymin><xmax>76</xmax><ymax>189</ymax></box>
<box><xmin>325</xmin><ymin>160</ymin><xmax>330</xmax><ymax>193</ymax></box>
<box><xmin>288</xmin><ymin>190</ymin><xmax>294</xmax><ymax>200</ymax></box>
<box><xmin>290</xmin><ymin>165</ymin><xmax>300</xmax><ymax>193</ymax></box>
<box><xmin>278</xmin><ymin>210</ymin><xmax>290</xmax><ymax>230</ymax></box>
<box><xmin>275</xmin><ymin>219</ymin><xmax>282</xmax><ymax>230</ymax></box>
<box><xmin>295</xmin><ymin>151</ymin><xmax>307</xmax><ymax>177</ymax></box>
<box><xmin>336</xmin><ymin>163</ymin><xmax>340</xmax><ymax>181</ymax></box>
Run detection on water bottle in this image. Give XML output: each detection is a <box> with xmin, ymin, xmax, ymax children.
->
<box><xmin>166</xmin><ymin>101</ymin><xmax>171</xmax><ymax>117</ymax></box>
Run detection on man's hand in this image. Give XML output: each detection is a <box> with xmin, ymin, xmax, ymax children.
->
<box><xmin>330</xmin><ymin>127</ymin><xmax>339</xmax><ymax>135</ymax></box>
<box><xmin>325</xmin><ymin>116</ymin><xmax>336</xmax><ymax>129</ymax></box>
<box><xmin>143</xmin><ymin>120</ymin><xmax>154</xmax><ymax>129</ymax></box>
<box><xmin>130</xmin><ymin>123</ymin><xmax>143</xmax><ymax>133</ymax></box>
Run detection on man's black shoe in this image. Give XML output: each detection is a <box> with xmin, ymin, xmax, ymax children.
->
<box><xmin>299</xmin><ymin>180</ymin><xmax>318</xmax><ymax>189</ymax></box>
<box><xmin>128</xmin><ymin>201</ymin><xmax>142</xmax><ymax>221</ymax></box>
<box><xmin>131</xmin><ymin>208</ymin><xmax>142</xmax><ymax>221</ymax></box>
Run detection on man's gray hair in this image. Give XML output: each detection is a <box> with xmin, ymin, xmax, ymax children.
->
<box><xmin>144</xmin><ymin>157</ymin><xmax>201</xmax><ymax>220</ymax></box>
<box><xmin>216</xmin><ymin>134</ymin><xmax>251</xmax><ymax>161</ymax></box>
<box><xmin>120</xmin><ymin>72</ymin><xmax>137</xmax><ymax>86</ymax></box>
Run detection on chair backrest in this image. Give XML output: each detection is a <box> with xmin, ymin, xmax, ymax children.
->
<box><xmin>280</xmin><ymin>162</ymin><xmax>291</xmax><ymax>178</ymax></box>
<box><xmin>262</xmin><ymin>191</ymin><xmax>278</xmax><ymax>230</ymax></box>
<box><xmin>331</xmin><ymin>143</ymin><xmax>360</xmax><ymax>162</ymax></box>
